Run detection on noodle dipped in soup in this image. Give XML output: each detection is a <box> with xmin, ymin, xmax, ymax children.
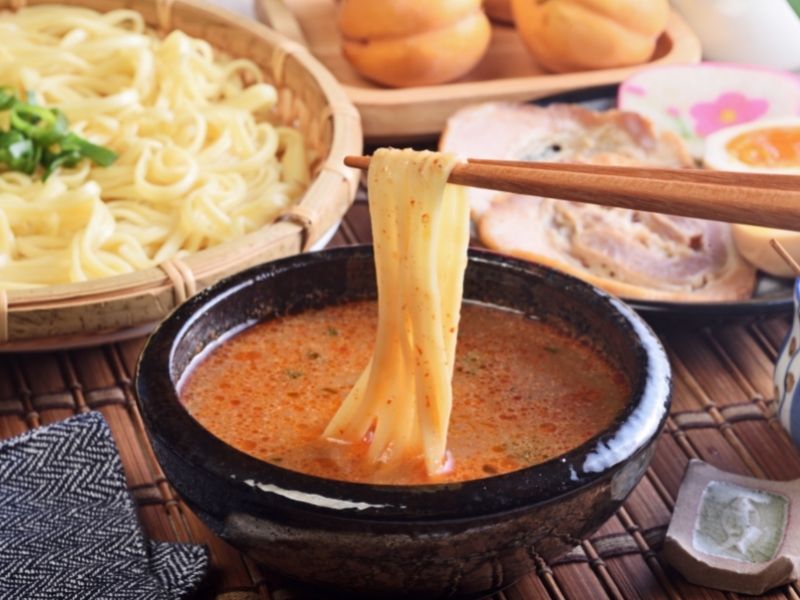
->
<box><xmin>180</xmin><ymin>300</ymin><xmax>629</xmax><ymax>485</ymax></box>
<box><xmin>180</xmin><ymin>148</ymin><xmax>630</xmax><ymax>484</ymax></box>
<box><xmin>324</xmin><ymin>149</ymin><xmax>471</xmax><ymax>474</ymax></box>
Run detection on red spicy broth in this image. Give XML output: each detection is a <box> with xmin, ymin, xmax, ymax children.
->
<box><xmin>179</xmin><ymin>301</ymin><xmax>629</xmax><ymax>485</ymax></box>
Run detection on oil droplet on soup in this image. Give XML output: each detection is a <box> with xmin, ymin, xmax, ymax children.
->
<box><xmin>180</xmin><ymin>302</ymin><xmax>629</xmax><ymax>485</ymax></box>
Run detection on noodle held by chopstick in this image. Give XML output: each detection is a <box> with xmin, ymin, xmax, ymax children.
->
<box><xmin>324</xmin><ymin>149</ymin><xmax>470</xmax><ymax>475</ymax></box>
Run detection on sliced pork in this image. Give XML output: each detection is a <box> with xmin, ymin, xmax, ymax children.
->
<box><xmin>479</xmin><ymin>194</ymin><xmax>755</xmax><ymax>301</ymax></box>
<box><xmin>441</xmin><ymin>102</ymin><xmax>755</xmax><ymax>301</ymax></box>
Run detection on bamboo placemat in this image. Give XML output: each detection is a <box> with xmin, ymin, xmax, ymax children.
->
<box><xmin>2</xmin><ymin>199</ymin><xmax>798</xmax><ymax>600</ymax></box>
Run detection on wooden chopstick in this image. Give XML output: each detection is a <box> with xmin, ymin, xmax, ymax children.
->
<box><xmin>770</xmin><ymin>239</ymin><xmax>800</xmax><ymax>276</ymax></box>
<box><xmin>467</xmin><ymin>158</ymin><xmax>800</xmax><ymax>189</ymax></box>
<box><xmin>344</xmin><ymin>156</ymin><xmax>800</xmax><ymax>231</ymax></box>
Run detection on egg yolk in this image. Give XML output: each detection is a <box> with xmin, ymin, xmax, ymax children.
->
<box><xmin>726</xmin><ymin>127</ymin><xmax>800</xmax><ymax>168</ymax></box>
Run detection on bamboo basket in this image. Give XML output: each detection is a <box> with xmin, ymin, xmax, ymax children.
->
<box><xmin>0</xmin><ymin>0</ymin><xmax>363</xmax><ymax>351</ymax></box>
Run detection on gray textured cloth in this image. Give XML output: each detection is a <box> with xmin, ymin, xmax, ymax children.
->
<box><xmin>0</xmin><ymin>411</ymin><xmax>208</xmax><ymax>599</ymax></box>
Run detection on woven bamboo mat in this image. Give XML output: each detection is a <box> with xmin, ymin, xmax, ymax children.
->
<box><xmin>2</xmin><ymin>198</ymin><xmax>798</xmax><ymax>600</ymax></box>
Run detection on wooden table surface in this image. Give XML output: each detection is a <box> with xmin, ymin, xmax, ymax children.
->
<box><xmin>1</xmin><ymin>198</ymin><xmax>797</xmax><ymax>600</ymax></box>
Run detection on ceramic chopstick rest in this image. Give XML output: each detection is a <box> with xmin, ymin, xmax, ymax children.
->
<box><xmin>663</xmin><ymin>459</ymin><xmax>800</xmax><ymax>594</ymax></box>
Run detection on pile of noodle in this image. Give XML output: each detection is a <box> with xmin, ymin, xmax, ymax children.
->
<box><xmin>0</xmin><ymin>6</ymin><xmax>309</xmax><ymax>289</ymax></box>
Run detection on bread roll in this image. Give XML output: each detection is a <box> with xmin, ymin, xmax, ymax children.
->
<box><xmin>511</xmin><ymin>0</ymin><xmax>669</xmax><ymax>73</ymax></box>
<box><xmin>339</xmin><ymin>0</ymin><xmax>491</xmax><ymax>87</ymax></box>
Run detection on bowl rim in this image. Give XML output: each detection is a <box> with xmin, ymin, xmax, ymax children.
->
<box><xmin>135</xmin><ymin>245</ymin><xmax>671</xmax><ymax>522</ymax></box>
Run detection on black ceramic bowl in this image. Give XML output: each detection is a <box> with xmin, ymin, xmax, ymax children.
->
<box><xmin>135</xmin><ymin>246</ymin><xmax>671</xmax><ymax>599</ymax></box>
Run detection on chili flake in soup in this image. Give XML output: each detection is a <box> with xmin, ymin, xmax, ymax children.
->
<box><xmin>180</xmin><ymin>301</ymin><xmax>628</xmax><ymax>485</ymax></box>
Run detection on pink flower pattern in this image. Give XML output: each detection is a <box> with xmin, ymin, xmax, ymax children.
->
<box><xmin>624</xmin><ymin>84</ymin><xmax>646</xmax><ymax>96</ymax></box>
<box><xmin>689</xmin><ymin>92</ymin><xmax>769</xmax><ymax>137</ymax></box>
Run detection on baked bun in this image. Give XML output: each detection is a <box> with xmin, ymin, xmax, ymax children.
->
<box><xmin>339</xmin><ymin>0</ymin><xmax>491</xmax><ymax>87</ymax></box>
<box><xmin>511</xmin><ymin>0</ymin><xmax>669</xmax><ymax>73</ymax></box>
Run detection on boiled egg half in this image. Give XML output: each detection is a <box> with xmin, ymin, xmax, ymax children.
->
<box><xmin>704</xmin><ymin>118</ymin><xmax>800</xmax><ymax>277</ymax></box>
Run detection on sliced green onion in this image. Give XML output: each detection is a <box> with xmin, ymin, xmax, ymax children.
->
<box><xmin>11</xmin><ymin>104</ymin><xmax>68</xmax><ymax>145</ymax></box>
<box><xmin>43</xmin><ymin>149</ymin><xmax>82</xmax><ymax>180</ymax></box>
<box><xmin>0</xmin><ymin>130</ymin><xmax>38</xmax><ymax>174</ymax></box>
<box><xmin>0</xmin><ymin>87</ymin><xmax>16</xmax><ymax>111</ymax></box>
<box><xmin>0</xmin><ymin>88</ymin><xmax>116</xmax><ymax>178</ymax></box>
<box><xmin>61</xmin><ymin>132</ymin><xmax>118</xmax><ymax>167</ymax></box>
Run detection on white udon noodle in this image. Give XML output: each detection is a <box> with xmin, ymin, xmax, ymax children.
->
<box><xmin>0</xmin><ymin>6</ymin><xmax>310</xmax><ymax>289</ymax></box>
<box><xmin>324</xmin><ymin>149</ymin><xmax>471</xmax><ymax>476</ymax></box>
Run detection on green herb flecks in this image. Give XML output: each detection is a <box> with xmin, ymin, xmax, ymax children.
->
<box><xmin>458</xmin><ymin>350</ymin><xmax>485</xmax><ymax>375</ymax></box>
<box><xmin>0</xmin><ymin>88</ymin><xmax>117</xmax><ymax>180</ymax></box>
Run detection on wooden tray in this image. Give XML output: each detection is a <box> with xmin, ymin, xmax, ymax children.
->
<box><xmin>255</xmin><ymin>0</ymin><xmax>702</xmax><ymax>141</ymax></box>
<box><xmin>0</xmin><ymin>0</ymin><xmax>362</xmax><ymax>350</ymax></box>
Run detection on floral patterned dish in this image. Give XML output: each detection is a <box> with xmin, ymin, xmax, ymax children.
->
<box><xmin>618</xmin><ymin>63</ymin><xmax>800</xmax><ymax>159</ymax></box>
